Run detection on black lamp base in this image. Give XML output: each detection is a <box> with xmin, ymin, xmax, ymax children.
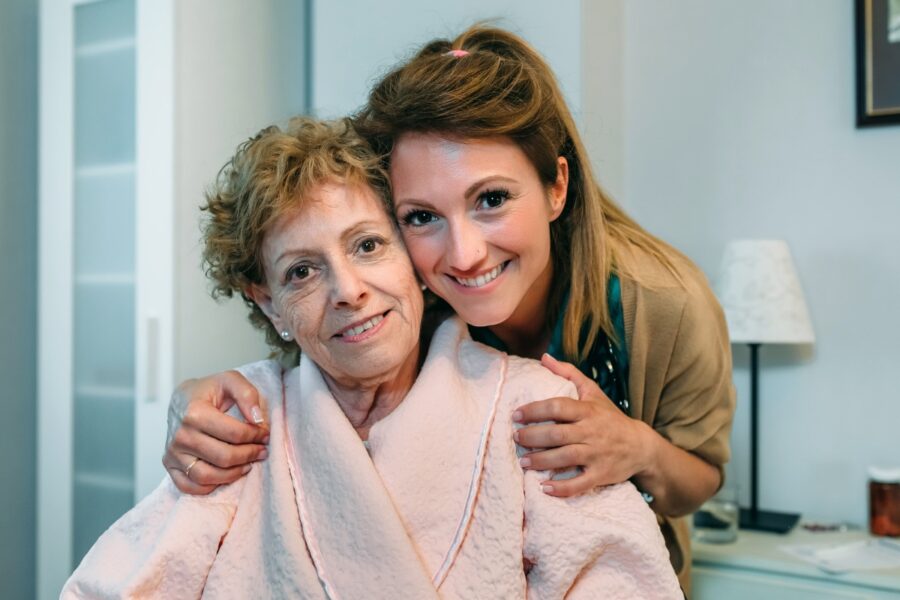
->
<box><xmin>739</xmin><ymin>508</ymin><xmax>800</xmax><ymax>533</ymax></box>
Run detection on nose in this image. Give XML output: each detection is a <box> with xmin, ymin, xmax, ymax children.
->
<box><xmin>329</xmin><ymin>259</ymin><xmax>368</xmax><ymax>308</ymax></box>
<box><xmin>446</xmin><ymin>218</ymin><xmax>487</xmax><ymax>273</ymax></box>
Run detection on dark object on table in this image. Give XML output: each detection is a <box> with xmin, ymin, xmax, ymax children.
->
<box><xmin>870</xmin><ymin>467</ymin><xmax>900</xmax><ymax>537</ymax></box>
<box><xmin>694</xmin><ymin>510</ymin><xmax>732</xmax><ymax>530</ymax></box>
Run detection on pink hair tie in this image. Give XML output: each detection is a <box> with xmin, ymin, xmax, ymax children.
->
<box><xmin>445</xmin><ymin>49</ymin><xmax>469</xmax><ymax>58</ymax></box>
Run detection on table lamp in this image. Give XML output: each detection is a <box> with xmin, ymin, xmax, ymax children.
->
<box><xmin>716</xmin><ymin>240</ymin><xmax>815</xmax><ymax>533</ymax></box>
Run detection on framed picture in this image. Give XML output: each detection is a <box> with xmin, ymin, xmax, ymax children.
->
<box><xmin>856</xmin><ymin>0</ymin><xmax>900</xmax><ymax>126</ymax></box>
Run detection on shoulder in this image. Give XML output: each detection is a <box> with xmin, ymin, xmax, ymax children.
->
<box><xmin>505</xmin><ymin>354</ymin><xmax>574</xmax><ymax>392</ymax></box>
<box><xmin>618</xmin><ymin>242</ymin><xmax>726</xmax><ymax>339</ymax></box>
<box><xmin>448</xmin><ymin>318</ymin><xmax>577</xmax><ymax>405</ymax></box>
<box><xmin>234</xmin><ymin>358</ymin><xmax>284</xmax><ymax>391</ymax></box>
<box><xmin>501</xmin><ymin>354</ymin><xmax>578</xmax><ymax>407</ymax></box>
<box><xmin>223</xmin><ymin>358</ymin><xmax>284</xmax><ymax>421</ymax></box>
<box><xmin>618</xmin><ymin>244</ymin><xmax>735</xmax><ymax>467</ymax></box>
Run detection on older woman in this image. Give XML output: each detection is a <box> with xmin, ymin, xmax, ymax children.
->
<box><xmin>62</xmin><ymin>118</ymin><xmax>680</xmax><ymax>599</ymax></box>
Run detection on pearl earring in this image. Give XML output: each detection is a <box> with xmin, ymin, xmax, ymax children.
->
<box><xmin>280</xmin><ymin>330</ymin><xmax>292</xmax><ymax>340</ymax></box>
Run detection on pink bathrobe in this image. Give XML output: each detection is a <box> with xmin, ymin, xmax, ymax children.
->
<box><xmin>62</xmin><ymin>318</ymin><xmax>681</xmax><ymax>599</ymax></box>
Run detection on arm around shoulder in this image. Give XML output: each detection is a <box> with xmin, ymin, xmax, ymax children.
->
<box><xmin>630</xmin><ymin>274</ymin><xmax>736</xmax><ymax>515</ymax></box>
<box><xmin>652</xmin><ymin>277</ymin><xmax>735</xmax><ymax>475</ymax></box>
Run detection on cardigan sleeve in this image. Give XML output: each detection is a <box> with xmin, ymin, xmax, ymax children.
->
<box><xmin>523</xmin><ymin>476</ymin><xmax>682</xmax><ymax>599</ymax></box>
<box><xmin>61</xmin><ymin>476</ymin><xmax>246</xmax><ymax>599</ymax></box>
<box><xmin>620</xmin><ymin>247</ymin><xmax>736</xmax><ymax>475</ymax></box>
<box><xmin>650</xmin><ymin>279</ymin><xmax>735</xmax><ymax>473</ymax></box>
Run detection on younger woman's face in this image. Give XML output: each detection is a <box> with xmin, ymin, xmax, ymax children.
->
<box><xmin>390</xmin><ymin>133</ymin><xmax>567</xmax><ymax>332</ymax></box>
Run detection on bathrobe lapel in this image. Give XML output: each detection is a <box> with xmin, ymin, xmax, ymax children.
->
<box><xmin>282</xmin><ymin>318</ymin><xmax>508</xmax><ymax>596</ymax></box>
<box><xmin>282</xmin><ymin>358</ymin><xmax>439</xmax><ymax>600</ymax></box>
<box><xmin>366</xmin><ymin>318</ymin><xmax>508</xmax><ymax>587</ymax></box>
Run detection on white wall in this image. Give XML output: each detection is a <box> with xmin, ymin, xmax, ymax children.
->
<box><xmin>582</xmin><ymin>0</ymin><xmax>625</xmax><ymax>201</ymax></box>
<box><xmin>613</xmin><ymin>0</ymin><xmax>900</xmax><ymax>525</ymax></box>
<box><xmin>173</xmin><ymin>0</ymin><xmax>307</xmax><ymax>382</ymax></box>
<box><xmin>0</xmin><ymin>0</ymin><xmax>37</xmax><ymax>598</ymax></box>
<box><xmin>311</xmin><ymin>0</ymin><xmax>582</xmax><ymax>119</ymax></box>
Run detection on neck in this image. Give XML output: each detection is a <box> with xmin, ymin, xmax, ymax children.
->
<box><xmin>487</xmin><ymin>260</ymin><xmax>554</xmax><ymax>359</ymax></box>
<box><xmin>321</xmin><ymin>343</ymin><xmax>421</xmax><ymax>440</ymax></box>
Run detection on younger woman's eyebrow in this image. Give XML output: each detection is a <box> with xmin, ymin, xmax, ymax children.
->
<box><xmin>464</xmin><ymin>175</ymin><xmax>517</xmax><ymax>199</ymax></box>
<box><xmin>395</xmin><ymin>175</ymin><xmax>519</xmax><ymax>206</ymax></box>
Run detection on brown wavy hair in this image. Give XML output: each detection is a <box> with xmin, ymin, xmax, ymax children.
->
<box><xmin>201</xmin><ymin>117</ymin><xmax>392</xmax><ymax>356</ymax></box>
<box><xmin>354</xmin><ymin>25</ymin><xmax>681</xmax><ymax>361</ymax></box>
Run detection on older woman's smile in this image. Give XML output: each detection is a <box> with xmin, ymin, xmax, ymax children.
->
<box><xmin>334</xmin><ymin>311</ymin><xmax>388</xmax><ymax>340</ymax></box>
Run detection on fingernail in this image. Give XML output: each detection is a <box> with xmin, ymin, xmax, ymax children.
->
<box><xmin>242</xmin><ymin>465</ymin><xmax>252</xmax><ymax>474</ymax></box>
<box><xmin>513</xmin><ymin>430</ymin><xmax>520</xmax><ymax>442</ymax></box>
<box><xmin>258</xmin><ymin>449</ymin><xmax>269</xmax><ymax>461</ymax></box>
<box><xmin>519</xmin><ymin>456</ymin><xmax>531</xmax><ymax>468</ymax></box>
<box><xmin>251</xmin><ymin>406</ymin><xmax>264</xmax><ymax>424</ymax></box>
<box><xmin>542</xmin><ymin>484</ymin><xmax>554</xmax><ymax>494</ymax></box>
<box><xmin>512</xmin><ymin>410</ymin><xmax>523</xmax><ymax>423</ymax></box>
<box><xmin>262</xmin><ymin>435</ymin><xmax>270</xmax><ymax>444</ymax></box>
<box><xmin>542</xmin><ymin>353</ymin><xmax>556</xmax><ymax>362</ymax></box>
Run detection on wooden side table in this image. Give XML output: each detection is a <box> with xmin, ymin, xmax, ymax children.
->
<box><xmin>692</xmin><ymin>528</ymin><xmax>900</xmax><ymax>599</ymax></box>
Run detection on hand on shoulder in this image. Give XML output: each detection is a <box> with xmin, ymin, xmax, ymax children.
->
<box><xmin>162</xmin><ymin>368</ymin><xmax>270</xmax><ymax>495</ymax></box>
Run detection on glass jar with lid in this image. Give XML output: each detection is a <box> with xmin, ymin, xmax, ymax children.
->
<box><xmin>869</xmin><ymin>466</ymin><xmax>900</xmax><ymax>537</ymax></box>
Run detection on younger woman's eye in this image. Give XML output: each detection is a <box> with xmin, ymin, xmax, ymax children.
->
<box><xmin>401</xmin><ymin>210</ymin><xmax>439</xmax><ymax>227</ymax></box>
<box><xmin>477</xmin><ymin>188</ymin><xmax>510</xmax><ymax>210</ymax></box>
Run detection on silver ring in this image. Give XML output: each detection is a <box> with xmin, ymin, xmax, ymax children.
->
<box><xmin>184</xmin><ymin>457</ymin><xmax>200</xmax><ymax>479</ymax></box>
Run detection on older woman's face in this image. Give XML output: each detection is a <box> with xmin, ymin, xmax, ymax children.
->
<box><xmin>252</xmin><ymin>182</ymin><xmax>424</xmax><ymax>386</ymax></box>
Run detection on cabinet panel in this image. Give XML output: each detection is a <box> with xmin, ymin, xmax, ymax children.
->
<box><xmin>40</xmin><ymin>0</ymin><xmax>304</xmax><ymax>596</ymax></box>
<box><xmin>74</xmin><ymin>0</ymin><xmax>135</xmax><ymax>167</ymax></box>
<box><xmin>694</xmin><ymin>566</ymin><xmax>877</xmax><ymax>599</ymax></box>
<box><xmin>693</xmin><ymin>531</ymin><xmax>900</xmax><ymax>600</ymax></box>
<box><xmin>74</xmin><ymin>0</ymin><xmax>133</xmax><ymax>46</ymax></box>
<box><xmin>73</xmin><ymin>282</ymin><xmax>135</xmax><ymax>388</ymax></box>
<box><xmin>71</xmin><ymin>474</ymin><xmax>134</xmax><ymax>566</ymax></box>
<box><xmin>71</xmin><ymin>0</ymin><xmax>136</xmax><ymax>572</ymax></box>
<box><xmin>74</xmin><ymin>166</ymin><xmax>135</xmax><ymax>276</ymax></box>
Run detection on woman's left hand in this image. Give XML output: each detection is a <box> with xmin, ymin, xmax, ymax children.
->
<box><xmin>513</xmin><ymin>354</ymin><xmax>654</xmax><ymax>497</ymax></box>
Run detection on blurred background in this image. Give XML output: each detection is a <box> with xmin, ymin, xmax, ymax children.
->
<box><xmin>2</xmin><ymin>1</ymin><xmax>899</xmax><ymax>598</ymax></box>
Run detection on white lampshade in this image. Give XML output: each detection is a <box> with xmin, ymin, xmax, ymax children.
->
<box><xmin>715</xmin><ymin>240</ymin><xmax>815</xmax><ymax>344</ymax></box>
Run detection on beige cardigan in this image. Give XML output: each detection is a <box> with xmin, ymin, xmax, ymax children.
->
<box><xmin>62</xmin><ymin>317</ymin><xmax>681</xmax><ymax>599</ymax></box>
<box><xmin>620</xmin><ymin>246</ymin><xmax>736</xmax><ymax>593</ymax></box>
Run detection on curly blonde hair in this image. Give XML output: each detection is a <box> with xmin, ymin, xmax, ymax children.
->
<box><xmin>201</xmin><ymin>117</ymin><xmax>392</xmax><ymax>356</ymax></box>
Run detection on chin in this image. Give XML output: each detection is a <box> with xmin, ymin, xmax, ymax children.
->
<box><xmin>456</xmin><ymin>305</ymin><xmax>513</xmax><ymax>329</ymax></box>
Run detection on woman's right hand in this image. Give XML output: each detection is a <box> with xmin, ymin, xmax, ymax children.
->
<box><xmin>162</xmin><ymin>371</ymin><xmax>270</xmax><ymax>494</ymax></box>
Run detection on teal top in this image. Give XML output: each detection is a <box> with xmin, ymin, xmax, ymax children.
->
<box><xmin>470</xmin><ymin>275</ymin><xmax>631</xmax><ymax>414</ymax></box>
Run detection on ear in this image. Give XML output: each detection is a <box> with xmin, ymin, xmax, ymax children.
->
<box><xmin>246</xmin><ymin>283</ymin><xmax>286</xmax><ymax>333</ymax></box>
<box><xmin>547</xmin><ymin>156</ymin><xmax>569</xmax><ymax>222</ymax></box>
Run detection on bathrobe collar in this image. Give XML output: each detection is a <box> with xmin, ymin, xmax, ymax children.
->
<box><xmin>282</xmin><ymin>317</ymin><xmax>507</xmax><ymax>596</ymax></box>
